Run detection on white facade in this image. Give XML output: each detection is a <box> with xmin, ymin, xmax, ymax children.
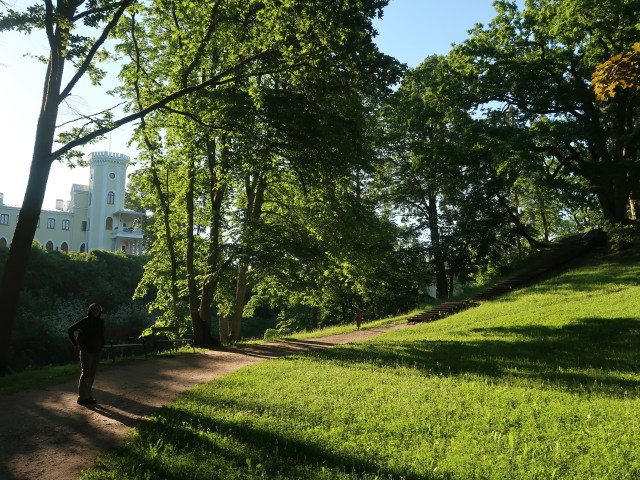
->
<box><xmin>0</xmin><ymin>152</ymin><xmax>144</xmax><ymax>255</ymax></box>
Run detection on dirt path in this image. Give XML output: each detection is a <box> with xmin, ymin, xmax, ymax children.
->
<box><xmin>0</xmin><ymin>323</ymin><xmax>411</xmax><ymax>480</ymax></box>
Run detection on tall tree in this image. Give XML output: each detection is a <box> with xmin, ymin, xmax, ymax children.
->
<box><xmin>376</xmin><ymin>56</ymin><xmax>465</xmax><ymax>298</ymax></box>
<box><xmin>449</xmin><ymin>0</ymin><xmax>640</xmax><ymax>225</ymax></box>
<box><xmin>0</xmin><ymin>0</ymin><xmax>137</xmax><ymax>374</ymax></box>
<box><xmin>0</xmin><ymin>0</ymin><xmax>399</xmax><ymax>371</ymax></box>
<box><xmin>127</xmin><ymin>0</ymin><xmax>401</xmax><ymax>344</ymax></box>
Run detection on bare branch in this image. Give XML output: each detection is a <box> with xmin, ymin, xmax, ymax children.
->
<box><xmin>60</xmin><ymin>0</ymin><xmax>133</xmax><ymax>100</ymax></box>
<box><xmin>56</xmin><ymin>99</ymin><xmax>127</xmax><ymax>127</ymax></box>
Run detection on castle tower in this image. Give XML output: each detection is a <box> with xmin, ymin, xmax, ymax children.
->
<box><xmin>86</xmin><ymin>151</ymin><xmax>143</xmax><ymax>254</ymax></box>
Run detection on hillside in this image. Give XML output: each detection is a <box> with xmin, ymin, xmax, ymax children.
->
<box><xmin>85</xmin><ymin>251</ymin><xmax>640</xmax><ymax>480</ymax></box>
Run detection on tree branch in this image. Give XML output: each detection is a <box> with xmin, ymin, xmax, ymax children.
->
<box><xmin>52</xmin><ymin>48</ymin><xmax>283</xmax><ymax>158</ymax></box>
<box><xmin>60</xmin><ymin>0</ymin><xmax>133</xmax><ymax>100</ymax></box>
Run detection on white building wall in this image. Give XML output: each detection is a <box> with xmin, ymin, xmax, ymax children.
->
<box><xmin>0</xmin><ymin>152</ymin><xmax>143</xmax><ymax>255</ymax></box>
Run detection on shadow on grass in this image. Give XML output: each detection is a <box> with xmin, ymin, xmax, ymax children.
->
<box><xmin>97</xmin><ymin>317</ymin><xmax>640</xmax><ymax>479</ymax></box>
<box><xmin>109</xmin><ymin>398</ymin><xmax>428</xmax><ymax>480</ymax></box>
<box><xmin>306</xmin><ymin>316</ymin><xmax>640</xmax><ymax>399</ymax></box>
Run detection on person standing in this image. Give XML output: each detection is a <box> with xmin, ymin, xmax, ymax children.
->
<box><xmin>68</xmin><ymin>303</ymin><xmax>104</xmax><ymax>405</ymax></box>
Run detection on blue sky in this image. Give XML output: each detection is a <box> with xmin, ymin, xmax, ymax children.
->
<box><xmin>0</xmin><ymin>1</ymin><xmax>504</xmax><ymax>208</ymax></box>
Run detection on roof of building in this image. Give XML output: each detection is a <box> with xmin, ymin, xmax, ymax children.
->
<box><xmin>113</xmin><ymin>209</ymin><xmax>146</xmax><ymax>217</ymax></box>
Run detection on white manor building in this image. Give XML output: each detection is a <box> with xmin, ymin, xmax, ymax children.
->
<box><xmin>0</xmin><ymin>151</ymin><xmax>144</xmax><ymax>255</ymax></box>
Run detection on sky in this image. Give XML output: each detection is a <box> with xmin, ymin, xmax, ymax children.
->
<box><xmin>0</xmin><ymin>0</ymin><xmax>504</xmax><ymax>210</ymax></box>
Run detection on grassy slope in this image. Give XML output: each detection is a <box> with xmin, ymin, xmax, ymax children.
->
<box><xmin>85</xmin><ymin>252</ymin><xmax>640</xmax><ymax>480</ymax></box>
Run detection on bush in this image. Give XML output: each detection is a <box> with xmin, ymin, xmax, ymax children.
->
<box><xmin>2</xmin><ymin>247</ymin><xmax>152</xmax><ymax>371</ymax></box>
<box><xmin>604</xmin><ymin>221</ymin><xmax>640</xmax><ymax>250</ymax></box>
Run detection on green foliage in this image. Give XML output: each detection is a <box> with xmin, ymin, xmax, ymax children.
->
<box><xmin>81</xmin><ymin>252</ymin><xmax>640</xmax><ymax>480</ymax></box>
<box><xmin>604</xmin><ymin>221</ymin><xmax>640</xmax><ymax>250</ymax></box>
<box><xmin>123</xmin><ymin>0</ymin><xmax>404</xmax><ymax>342</ymax></box>
<box><xmin>448</xmin><ymin>0</ymin><xmax>640</xmax><ymax>224</ymax></box>
<box><xmin>0</xmin><ymin>247</ymin><xmax>153</xmax><ymax>371</ymax></box>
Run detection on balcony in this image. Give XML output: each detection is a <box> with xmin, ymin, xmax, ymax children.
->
<box><xmin>111</xmin><ymin>226</ymin><xmax>143</xmax><ymax>239</ymax></box>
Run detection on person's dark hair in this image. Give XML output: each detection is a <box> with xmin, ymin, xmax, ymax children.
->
<box><xmin>87</xmin><ymin>303</ymin><xmax>102</xmax><ymax>316</ymax></box>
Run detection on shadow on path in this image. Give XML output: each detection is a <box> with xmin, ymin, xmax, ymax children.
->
<box><xmin>0</xmin><ymin>323</ymin><xmax>409</xmax><ymax>480</ymax></box>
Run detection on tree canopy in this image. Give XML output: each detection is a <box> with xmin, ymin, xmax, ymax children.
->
<box><xmin>443</xmin><ymin>0</ymin><xmax>640</xmax><ymax>226</ymax></box>
<box><xmin>2</xmin><ymin>0</ymin><xmax>639</xmax><ymax>372</ymax></box>
<box><xmin>0</xmin><ymin>0</ymin><xmax>401</xmax><ymax>371</ymax></box>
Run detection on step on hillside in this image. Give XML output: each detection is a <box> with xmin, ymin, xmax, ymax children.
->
<box><xmin>408</xmin><ymin>231</ymin><xmax>604</xmax><ymax>323</ymax></box>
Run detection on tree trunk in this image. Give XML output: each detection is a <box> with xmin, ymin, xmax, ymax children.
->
<box><xmin>200</xmin><ymin>138</ymin><xmax>227</xmax><ymax>346</ymax></box>
<box><xmin>0</xmin><ymin>26</ymin><xmax>66</xmax><ymax>374</ymax></box>
<box><xmin>629</xmin><ymin>195</ymin><xmax>638</xmax><ymax>221</ymax></box>
<box><xmin>230</xmin><ymin>262</ymin><xmax>249</xmax><ymax>341</ymax></box>
<box><xmin>218</xmin><ymin>314</ymin><xmax>230</xmax><ymax>343</ymax></box>
<box><xmin>185</xmin><ymin>151</ymin><xmax>202</xmax><ymax>342</ymax></box>
<box><xmin>596</xmin><ymin>183</ymin><xmax>629</xmax><ymax>224</ymax></box>
<box><xmin>498</xmin><ymin>194</ymin><xmax>544</xmax><ymax>249</ymax></box>
<box><xmin>199</xmin><ymin>183</ymin><xmax>225</xmax><ymax>346</ymax></box>
<box><xmin>536</xmin><ymin>190</ymin><xmax>550</xmax><ymax>242</ymax></box>
<box><xmin>448</xmin><ymin>267</ymin><xmax>455</xmax><ymax>297</ymax></box>
<box><xmin>229</xmin><ymin>175</ymin><xmax>266</xmax><ymax>341</ymax></box>
<box><xmin>149</xmin><ymin>159</ymin><xmax>182</xmax><ymax>324</ymax></box>
<box><xmin>426</xmin><ymin>190</ymin><xmax>448</xmax><ymax>299</ymax></box>
<box><xmin>0</xmin><ymin>152</ymin><xmax>55</xmax><ymax>374</ymax></box>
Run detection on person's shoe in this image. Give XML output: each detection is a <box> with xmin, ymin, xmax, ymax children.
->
<box><xmin>77</xmin><ymin>397</ymin><xmax>96</xmax><ymax>405</ymax></box>
<box><xmin>87</xmin><ymin>397</ymin><xmax>97</xmax><ymax>404</ymax></box>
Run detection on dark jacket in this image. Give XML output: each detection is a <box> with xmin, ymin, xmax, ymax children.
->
<box><xmin>68</xmin><ymin>313</ymin><xmax>104</xmax><ymax>353</ymax></box>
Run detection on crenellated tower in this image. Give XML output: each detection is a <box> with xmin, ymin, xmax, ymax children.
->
<box><xmin>86</xmin><ymin>151</ymin><xmax>143</xmax><ymax>254</ymax></box>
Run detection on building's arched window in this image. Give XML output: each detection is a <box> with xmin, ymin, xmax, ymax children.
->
<box><xmin>0</xmin><ymin>237</ymin><xmax>7</xmax><ymax>248</ymax></box>
<box><xmin>60</xmin><ymin>242</ymin><xmax>69</xmax><ymax>253</ymax></box>
<box><xmin>105</xmin><ymin>217</ymin><xmax>113</xmax><ymax>230</ymax></box>
<box><xmin>79</xmin><ymin>243</ymin><xmax>86</xmax><ymax>253</ymax></box>
<box><xmin>107</xmin><ymin>191</ymin><xmax>115</xmax><ymax>205</ymax></box>
<box><xmin>45</xmin><ymin>241</ymin><xmax>54</xmax><ymax>251</ymax></box>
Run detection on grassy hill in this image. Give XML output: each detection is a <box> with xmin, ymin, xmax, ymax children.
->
<box><xmin>84</xmin><ymin>251</ymin><xmax>640</xmax><ymax>480</ymax></box>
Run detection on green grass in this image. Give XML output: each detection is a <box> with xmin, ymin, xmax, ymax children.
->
<box><xmin>0</xmin><ymin>362</ymin><xmax>82</xmax><ymax>395</ymax></box>
<box><xmin>82</xmin><ymin>251</ymin><xmax>640</xmax><ymax>479</ymax></box>
<box><xmin>261</xmin><ymin>312</ymin><xmax>408</xmax><ymax>343</ymax></box>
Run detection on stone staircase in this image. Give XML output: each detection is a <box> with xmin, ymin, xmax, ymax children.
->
<box><xmin>407</xmin><ymin>229</ymin><xmax>606</xmax><ymax>323</ymax></box>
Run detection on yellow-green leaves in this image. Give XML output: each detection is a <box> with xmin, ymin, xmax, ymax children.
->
<box><xmin>592</xmin><ymin>42</ymin><xmax>640</xmax><ymax>100</ymax></box>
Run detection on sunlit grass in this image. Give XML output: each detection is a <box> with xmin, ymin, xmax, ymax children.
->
<box><xmin>82</xmin><ymin>251</ymin><xmax>640</xmax><ymax>479</ymax></box>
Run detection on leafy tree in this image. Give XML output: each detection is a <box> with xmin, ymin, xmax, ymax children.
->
<box><xmin>376</xmin><ymin>55</ymin><xmax>534</xmax><ymax>292</ymax></box>
<box><xmin>449</xmin><ymin>0</ymin><xmax>640</xmax><ymax>225</ymax></box>
<box><xmin>0</xmin><ymin>0</ymin><xmax>399</xmax><ymax>370</ymax></box>
<box><xmin>376</xmin><ymin>55</ymin><xmax>473</xmax><ymax>298</ymax></box>
<box><xmin>251</xmin><ymin>171</ymin><xmax>429</xmax><ymax>336</ymax></box>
